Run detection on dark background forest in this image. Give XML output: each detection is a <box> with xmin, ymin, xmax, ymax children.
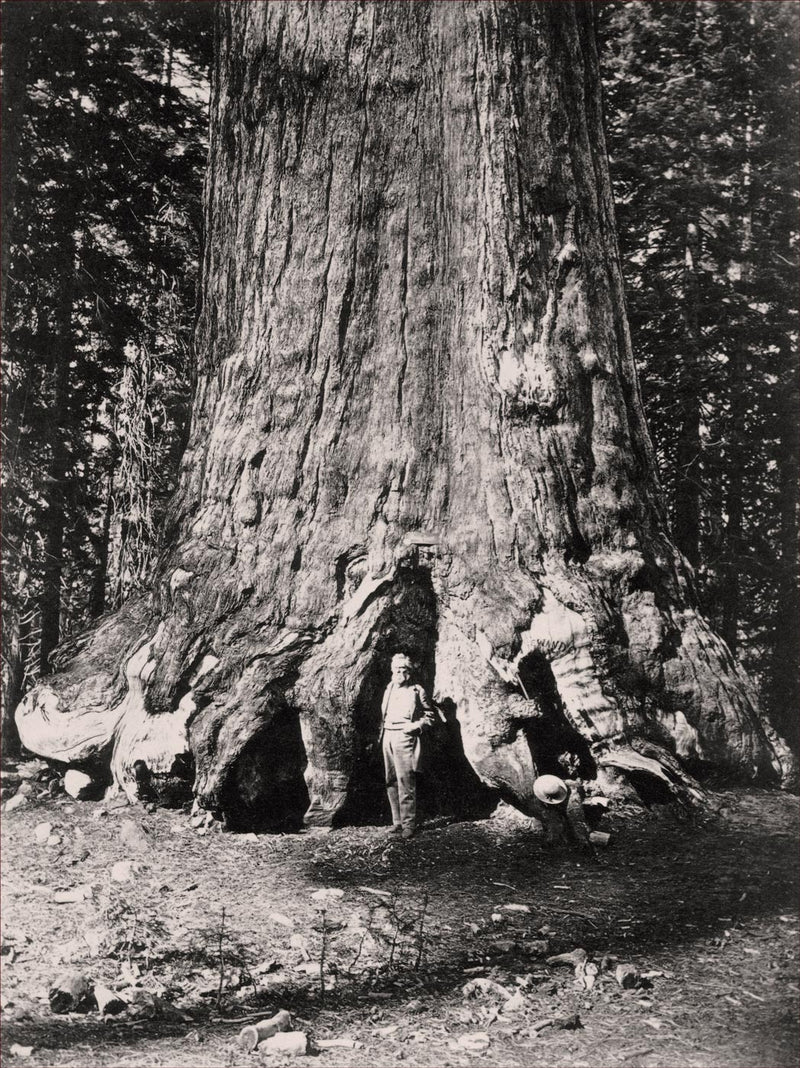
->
<box><xmin>2</xmin><ymin>0</ymin><xmax>798</xmax><ymax>751</ymax></box>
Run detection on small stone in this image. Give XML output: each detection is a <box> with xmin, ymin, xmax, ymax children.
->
<box><xmin>47</xmin><ymin>835</ymin><xmax>62</xmax><ymax>847</ymax></box>
<box><xmin>589</xmin><ymin>831</ymin><xmax>611</xmax><ymax>847</ymax></box>
<box><xmin>456</xmin><ymin>1032</ymin><xmax>491</xmax><ymax>1052</ymax></box>
<box><xmin>615</xmin><ymin>963</ymin><xmax>642</xmax><ymax>989</ymax></box>
<box><xmin>119</xmin><ymin>820</ymin><xmax>149</xmax><ymax>851</ymax></box>
<box><xmin>489</xmin><ymin>939</ymin><xmax>517</xmax><ymax>955</ymax></box>
<box><xmin>64</xmin><ymin>770</ymin><xmax>94</xmax><ymax>800</ymax></box>
<box><xmin>311</xmin><ymin>887</ymin><xmax>345</xmax><ymax>903</ymax></box>
<box><xmin>5</xmin><ymin>795</ymin><xmax>27</xmax><ymax>812</ymax></box>
<box><xmin>83</xmin><ymin>926</ymin><xmax>112</xmax><ymax>956</ymax></box>
<box><xmin>53</xmin><ymin>884</ymin><xmax>94</xmax><ymax>903</ymax></box>
<box><xmin>34</xmin><ymin>822</ymin><xmax>53</xmax><ymax>844</ymax></box>
<box><xmin>524</xmin><ymin>940</ymin><xmax>549</xmax><ymax>957</ymax></box>
<box><xmin>503</xmin><ymin>991</ymin><xmax>528</xmax><ymax>1014</ymax></box>
<box><xmin>111</xmin><ymin>860</ymin><xmax>139</xmax><ymax>883</ymax></box>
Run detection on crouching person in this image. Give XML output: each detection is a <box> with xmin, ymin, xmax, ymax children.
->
<box><xmin>532</xmin><ymin>774</ymin><xmax>594</xmax><ymax>850</ymax></box>
<box><xmin>380</xmin><ymin>653</ymin><xmax>437</xmax><ymax>839</ymax></box>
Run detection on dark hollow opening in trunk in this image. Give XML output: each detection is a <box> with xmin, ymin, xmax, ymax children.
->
<box><xmin>219</xmin><ymin>708</ymin><xmax>309</xmax><ymax>833</ymax></box>
<box><xmin>519</xmin><ymin>651</ymin><xmax>596</xmax><ymax>780</ymax></box>
<box><xmin>338</xmin><ymin>562</ymin><xmax>439</xmax><ymax>826</ymax></box>
<box><xmin>337</xmin><ymin>562</ymin><xmax>495</xmax><ymax>826</ymax></box>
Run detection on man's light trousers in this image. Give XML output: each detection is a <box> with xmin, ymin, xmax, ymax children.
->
<box><xmin>382</xmin><ymin>729</ymin><xmax>420</xmax><ymax>832</ymax></box>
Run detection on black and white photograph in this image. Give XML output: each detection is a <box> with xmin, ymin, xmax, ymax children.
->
<box><xmin>1</xmin><ymin>2</ymin><xmax>798</xmax><ymax>1066</ymax></box>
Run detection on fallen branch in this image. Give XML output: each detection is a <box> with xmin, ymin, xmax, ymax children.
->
<box><xmin>539</xmin><ymin>904</ymin><xmax>599</xmax><ymax>926</ymax></box>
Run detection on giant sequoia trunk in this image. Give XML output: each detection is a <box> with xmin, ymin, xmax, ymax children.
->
<box><xmin>16</xmin><ymin>2</ymin><xmax>794</xmax><ymax>826</ymax></box>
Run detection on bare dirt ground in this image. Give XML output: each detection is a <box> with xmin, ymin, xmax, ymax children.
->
<box><xmin>1</xmin><ymin>776</ymin><xmax>798</xmax><ymax>1068</ymax></box>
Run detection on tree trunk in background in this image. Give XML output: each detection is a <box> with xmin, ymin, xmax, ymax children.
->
<box><xmin>773</xmin><ymin>342</ymin><xmax>800</xmax><ymax>751</ymax></box>
<box><xmin>89</xmin><ymin>470</ymin><xmax>114</xmax><ymax>620</ymax></box>
<box><xmin>0</xmin><ymin>1</ymin><xmax>34</xmax><ymax>327</ymax></box>
<box><xmin>672</xmin><ymin>221</ymin><xmax>702</xmax><ymax>569</ymax></box>
<box><xmin>16</xmin><ymin>2</ymin><xmax>794</xmax><ymax>823</ymax></box>
<box><xmin>38</xmin><ymin>229</ymin><xmax>75</xmax><ymax>673</ymax></box>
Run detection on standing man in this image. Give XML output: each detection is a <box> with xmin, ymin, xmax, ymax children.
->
<box><xmin>381</xmin><ymin>653</ymin><xmax>437</xmax><ymax>839</ymax></box>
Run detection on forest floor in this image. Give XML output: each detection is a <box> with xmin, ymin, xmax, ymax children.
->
<box><xmin>1</xmin><ymin>772</ymin><xmax>798</xmax><ymax>1068</ymax></box>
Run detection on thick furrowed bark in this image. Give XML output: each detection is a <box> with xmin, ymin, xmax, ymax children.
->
<box><xmin>15</xmin><ymin>2</ymin><xmax>795</xmax><ymax>826</ymax></box>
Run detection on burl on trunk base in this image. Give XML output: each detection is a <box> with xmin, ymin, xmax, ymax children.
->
<box><xmin>15</xmin><ymin>2</ymin><xmax>794</xmax><ymax>829</ymax></box>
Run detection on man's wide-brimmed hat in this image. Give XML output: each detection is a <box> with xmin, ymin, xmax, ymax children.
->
<box><xmin>533</xmin><ymin>774</ymin><xmax>569</xmax><ymax>806</ymax></box>
<box><xmin>391</xmin><ymin>653</ymin><xmax>413</xmax><ymax>669</ymax></box>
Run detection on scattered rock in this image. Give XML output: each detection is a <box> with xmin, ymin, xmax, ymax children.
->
<box><xmin>9</xmin><ymin>1045</ymin><xmax>34</xmax><ymax>1059</ymax></box>
<box><xmin>238</xmin><ymin>1009</ymin><xmax>292</xmax><ymax>1051</ymax></box>
<box><xmin>49</xmin><ymin>972</ymin><xmax>94</xmax><ymax>1014</ymax></box>
<box><xmin>463</xmin><ymin>977</ymin><xmax>514</xmax><ymax>1000</ymax></box>
<box><xmin>547</xmin><ymin>949</ymin><xmax>588</xmax><ymax>969</ymax></box>
<box><xmin>83</xmin><ymin>926</ymin><xmax>113</xmax><ymax>957</ymax></box>
<box><xmin>295</xmin><ymin>960</ymin><xmax>334</xmax><ymax>977</ymax></box>
<box><xmin>503</xmin><ymin>991</ymin><xmax>528</xmax><ymax>1014</ymax></box>
<box><xmin>5</xmin><ymin>795</ymin><xmax>27</xmax><ymax>812</ymax></box>
<box><xmin>64</xmin><ymin>770</ymin><xmax>94</xmax><ymax>800</ymax></box>
<box><xmin>453</xmin><ymin>1032</ymin><xmax>491</xmax><ymax>1052</ymax></box>
<box><xmin>53</xmin><ymin>884</ymin><xmax>94</xmax><ymax>903</ymax></box>
<box><xmin>119</xmin><ymin>820</ymin><xmax>149</xmax><ymax>851</ymax></box>
<box><xmin>261</xmin><ymin>1031</ymin><xmax>308</xmax><ymax>1055</ymax></box>
<box><xmin>111</xmin><ymin>860</ymin><xmax>141</xmax><ymax>883</ymax></box>
<box><xmin>501</xmin><ymin>903</ymin><xmax>531</xmax><ymax>913</ymax></box>
<box><xmin>554</xmin><ymin>1013</ymin><xmax>582</xmax><ymax>1030</ymax></box>
<box><xmin>616</xmin><ymin>963</ymin><xmax>642</xmax><ymax>989</ymax></box>
<box><xmin>589</xmin><ymin>831</ymin><xmax>611</xmax><ymax>847</ymax></box>
<box><xmin>269</xmin><ymin>912</ymin><xmax>294</xmax><ymax>928</ymax></box>
<box><xmin>47</xmin><ymin>835</ymin><xmax>62</xmax><ymax>847</ymax></box>
<box><xmin>523</xmin><ymin>939</ymin><xmax>549</xmax><ymax>957</ymax></box>
<box><xmin>290</xmin><ymin>933</ymin><xmax>311</xmax><ymax>959</ymax></box>
<box><xmin>34</xmin><ymin>822</ymin><xmax>53</xmax><ymax>844</ymax></box>
<box><xmin>311</xmin><ymin>887</ymin><xmax>345</xmax><ymax>903</ymax></box>
<box><xmin>489</xmin><ymin>939</ymin><xmax>517</xmax><ymax>955</ymax></box>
